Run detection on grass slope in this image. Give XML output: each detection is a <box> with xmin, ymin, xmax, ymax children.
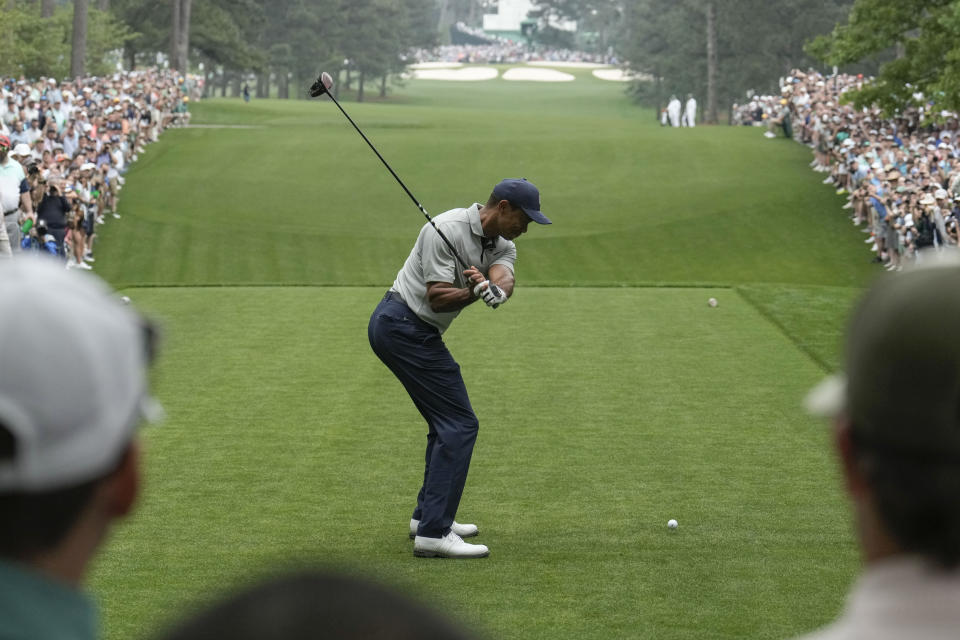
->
<box><xmin>93</xmin><ymin>287</ymin><xmax>856</xmax><ymax>640</ymax></box>
<box><xmin>95</xmin><ymin>74</ymin><xmax>874</xmax><ymax>289</ymax></box>
<box><xmin>84</xmin><ymin>70</ymin><xmax>877</xmax><ymax>639</ymax></box>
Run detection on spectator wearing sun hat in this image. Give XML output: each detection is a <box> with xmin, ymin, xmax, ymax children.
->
<box><xmin>914</xmin><ymin>194</ymin><xmax>939</xmax><ymax>254</ymax></box>
<box><xmin>0</xmin><ymin>256</ymin><xmax>160</xmax><ymax>640</ymax></box>
<box><xmin>9</xmin><ymin>144</ymin><xmax>32</xmax><ymax>167</ymax></box>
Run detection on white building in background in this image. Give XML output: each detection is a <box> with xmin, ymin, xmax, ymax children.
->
<box><xmin>482</xmin><ymin>0</ymin><xmax>576</xmax><ymax>34</ymax></box>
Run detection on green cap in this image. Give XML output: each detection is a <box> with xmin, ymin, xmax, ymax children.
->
<box><xmin>807</xmin><ymin>253</ymin><xmax>960</xmax><ymax>462</ymax></box>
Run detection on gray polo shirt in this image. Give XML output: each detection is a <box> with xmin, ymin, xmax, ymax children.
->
<box><xmin>391</xmin><ymin>203</ymin><xmax>516</xmax><ymax>333</ymax></box>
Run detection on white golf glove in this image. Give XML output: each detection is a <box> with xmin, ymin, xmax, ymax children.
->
<box><xmin>473</xmin><ymin>280</ymin><xmax>507</xmax><ymax>308</ymax></box>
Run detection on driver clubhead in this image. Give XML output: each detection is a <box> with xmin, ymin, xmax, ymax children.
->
<box><xmin>309</xmin><ymin>72</ymin><xmax>334</xmax><ymax>98</ymax></box>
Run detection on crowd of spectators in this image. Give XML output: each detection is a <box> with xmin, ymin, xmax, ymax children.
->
<box><xmin>733</xmin><ymin>69</ymin><xmax>960</xmax><ymax>270</ymax></box>
<box><xmin>0</xmin><ymin>68</ymin><xmax>192</xmax><ymax>267</ymax></box>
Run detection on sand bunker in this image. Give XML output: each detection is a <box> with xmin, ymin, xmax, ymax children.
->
<box><xmin>413</xmin><ymin>67</ymin><xmax>498</xmax><ymax>81</ymax></box>
<box><xmin>527</xmin><ymin>61</ymin><xmax>607</xmax><ymax>69</ymax></box>
<box><xmin>502</xmin><ymin>67</ymin><xmax>575</xmax><ymax>82</ymax></box>
<box><xmin>592</xmin><ymin>69</ymin><xmax>650</xmax><ymax>82</ymax></box>
<box><xmin>409</xmin><ymin>62</ymin><xmax>464</xmax><ymax>70</ymax></box>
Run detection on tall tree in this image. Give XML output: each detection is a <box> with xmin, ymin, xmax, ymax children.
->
<box><xmin>41</xmin><ymin>0</ymin><xmax>54</xmax><ymax>17</ymax></box>
<box><xmin>340</xmin><ymin>0</ymin><xmax>385</xmax><ymax>102</ymax></box>
<box><xmin>169</xmin><ymin>0</ymin><xmax>193</xmax><ymax>71</ymax></box>
<box><xmin>191</xmin><ymin>0</ymin><xmax>264</xmax><ymax>91</ymax></box>
<box><xmin>71</xmin><ymin>0</ymin><xmax>89</xmax><ymax>77</ymax></box>
<box><xmin>530</xmin><ymin>0</ymin><xmax>626</xmax><ymax>52</ymax></box>
<box><xmin>176</xmin><ymin>0</ymin><xmax>192</xmax><ymax>71</ymax></box>
<box><xmin>705</xmin><ymin>0</ymin><xmax>717</xmax><ymax>123</ymax></box>
<box><xmin>624</xmin><ymin>0</ymin><xmax>856</xmax><ymax>116</ymax></box>
<box><xmin>110</xmin><ymin>0</ymin><xmax>167</xmax><ymax>69</ymax></box>
<box><xmin>259</xmin><ymin>0</ymin><xmax>339</xmax><ymax>99</ymax></box>
<box><xmin>808</xmin><ymin>0</ymin><xmax>960</xmax><ymax>114</ymax></box>
<box><xmin>170</xmin><ymin>0</ymin><xmax>180</xmax><ymax>67</ymax></box>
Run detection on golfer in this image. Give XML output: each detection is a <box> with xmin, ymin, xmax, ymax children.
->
<box><xmin>368</xmin><ymin>178</ymin><xmax>551</xmax><ymax>559</ymax></box>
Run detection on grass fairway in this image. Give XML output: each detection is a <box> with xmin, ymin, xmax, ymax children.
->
<box><xmin>95</xmin><ymin>287</ymin><xmax>854</xmax><ymax>640</ymax></box>
<box><xmin>85</xmin><ymin>69</ymin><xmax>876</xmax><ymax>639</ymax></box>
<box><xmin>94</xmin><ymin>70</ymin><xmax>874</xmax><ymax>288</ymax></box>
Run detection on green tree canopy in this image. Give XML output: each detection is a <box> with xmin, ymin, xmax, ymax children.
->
<box><xmin>0</xmin><ymin>2</ymin><xmax>131</xmax><ymax>78</ymax></box>
<box><xmin>622</xmin><ymin>0</ymin><xmax>854</xmax><ymax>113</ymax></box>
<box><xmin>808</xmin><ymin>0</ymin><xmax>960</xmax><ymax>115</ymax></box>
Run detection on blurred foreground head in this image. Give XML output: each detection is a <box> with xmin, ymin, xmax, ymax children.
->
<box><xmin>0</xmin><ymin>256</ymin><xmax>159</xmax><ymax>574</ymax></box>
<box><xmin>158</xmin><ymin>570</ymin><xmax>480</xmax><ymax>640</ymax></box>
<box><xmin>808</xmin><ymin>251</ymin><xmax>960</xmax><ymax>568</ymax></box>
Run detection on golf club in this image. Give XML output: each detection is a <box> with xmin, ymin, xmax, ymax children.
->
<box><xmin>309</xmin><ymin>71</ymin><xmax>503</xmax><ymax>307</ymax></box>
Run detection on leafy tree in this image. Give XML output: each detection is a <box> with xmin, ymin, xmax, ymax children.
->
<box><xmin>808</xmin><ymin>0</ymin><xmax>960</xmax><ymax>114</ymax></box>
<box><xmin>623</xmin><ymin>0</ymin><xmax>855</xmax><ymax>119</ymax></box>
<box><xmin>6</xmin><ymin>0</ymin><xmax>445</xmax><ymax>101</ymax></box>
<box><xmin>0</xmin><ymin>2</ymin><xmax>130</xmax><ymax>78</ymax></box>
<box><xmin>332</xmin><ymin>0</ymin><xmax>435</xmax><ymax>102</ymax></box>
<box><xmin>530</xmin><ymin>0</ymin><xmax>625</xmax><ymax>52</ymax></box>
<box><xmin>191</xmin><ymin>0</ymin><xmax>261</xmax><ymax>71</ymax></box>
<box><xmin>109</xmin><ymin>0</ymin><xmax>168</xmax><ymax>69</ymax></box>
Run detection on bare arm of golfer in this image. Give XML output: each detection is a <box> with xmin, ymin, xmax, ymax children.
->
<box><xmin>426</xmin><ymin>264</ymin><xmax>515</xmax><ymax>313</ymax></box>
<box><xmin>488</xmin><ymin>263</ymin><xmax>515</xmax><ymax>298</ymax></box>
<box><xmin>426</xmin><ymin>267</ymin><xmax>486</xmax><ymax>313</ymax></box>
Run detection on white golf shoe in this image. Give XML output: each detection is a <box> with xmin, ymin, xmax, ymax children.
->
<box><xmin>413</xmin><ymin>531</ymin><xmax>489</xmax><ymax>559</ymax></box>
<box><xmin>409</xmin><ymin>518</ymin><xmax>478</xmax><ymax>539</ymax></box>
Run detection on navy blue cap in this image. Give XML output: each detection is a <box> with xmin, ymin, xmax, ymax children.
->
<box><xmin>493</xmin><ymin>178</ymin><xmax>551</xmax><ymax>225</ymax></box>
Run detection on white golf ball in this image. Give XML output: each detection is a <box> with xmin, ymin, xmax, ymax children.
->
<box><xmin>120</xmin><ymin>296</ymin><xmax>131</xmax><ymax>305</ymax></box>
<box><xmin>708</xmin><ymin>297</ymin><xmax>718</xmax><ymax>307</ymax></box>
<box><xmin>667</xmin><ymin>519</ymin><xmax>678</xmax><ymax>529</ymax></box>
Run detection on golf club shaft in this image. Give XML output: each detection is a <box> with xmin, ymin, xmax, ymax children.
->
<box><xmin>322</xmin><ymin>91</ymin><xmax>471</xmax><ymax>274</ymax></box>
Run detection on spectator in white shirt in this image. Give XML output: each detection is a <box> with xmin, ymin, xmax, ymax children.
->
<box><xmin>9</xmin><ymin>122</ymin><xmax>28</xmax><ymax>147</ymax></box>
<box><xmin>23</xmin><ymin>120</ymin><xmax>41</xmax><ymax>145</ymax></box>
<box><xmin>62</xmin><ymin>122</ymin><xmax>79</xmax><ymax>158</ymax></box>
<box><xmin>22</xmin><ymin>100</ymin><xmax>38</xmax><ymax>125</ymax></box>
<box><xmin>2</xmin><ymin>98</ymin><xmax>18</xmax><ymax>127</ymax></box>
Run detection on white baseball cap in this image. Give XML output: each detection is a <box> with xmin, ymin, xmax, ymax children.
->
<box><xmin>11</xmin><ymin>143</ymin><xmax>31</xmax><ymax>158</ymax></box>
<box><xmin>0</xmin><ymin>257</ymin><xmax>161</xmax><ymax>492</ymax></box>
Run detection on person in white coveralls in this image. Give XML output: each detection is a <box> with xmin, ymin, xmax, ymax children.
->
<box><xmin>684</xmin><ymin>94</ymin><xmax>697</xmax><ymax>127</ymax></box>
<box><xmin>667</xmin><ymin>95</ymin><xmax>681</xmax><ymax>128</ymax></box>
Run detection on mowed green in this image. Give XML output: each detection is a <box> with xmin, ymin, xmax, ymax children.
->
<box><xmin>87</xmin><ymin>68</ymin><xmax>875</xmax><ymax>639</ymax></box>
<box><xmin>95</xmin><ymin>287</ymin><xmax>854</xmax><ymax>640</ymax></box>
<box><xmin>95</xmin><ymin>68</ymin><xmax>873</xmax><ymax>288</ymax></box>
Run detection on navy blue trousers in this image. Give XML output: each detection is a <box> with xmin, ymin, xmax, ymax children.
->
<box><xmin>368</xmin><ymin>292</ymin><xmax>479</xmax><ymax>539</ymax></box>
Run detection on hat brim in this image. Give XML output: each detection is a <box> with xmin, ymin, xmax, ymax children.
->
<box><xmin>804</xmin><ymin>373</ymin><xmax>846</xmax><ymax>417</ymax></box>
<box><xmin>523</xmin><ymin>208</ymin><xmax>552</xmax><ymax>225</ymax></box>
